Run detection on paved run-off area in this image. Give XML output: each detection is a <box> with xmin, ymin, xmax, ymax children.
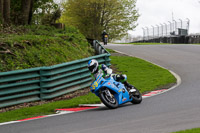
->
<box><xmin>1</xmin><ymin>44</ymin><xmax>200</xmax><ymax>133</ymax></box>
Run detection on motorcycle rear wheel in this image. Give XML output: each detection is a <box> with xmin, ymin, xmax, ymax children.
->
<box><xmin>99</xmin><ymin>88</ymin><xmax>118</xmax><ymax>109</ymax></box>
<box><xmin>130</xmin><ymin>87</ymin><xmax>142</xmax><ymax>104</ymax></box>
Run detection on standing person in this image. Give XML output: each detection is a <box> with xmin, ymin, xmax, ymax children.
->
<box><xmin>101</xmin><ymin>30</ymin><xmax>108</xmax><ymax>45</ymax></box>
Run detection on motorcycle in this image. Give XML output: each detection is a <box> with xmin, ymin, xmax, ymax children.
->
<box><xmin>90</xmin><ymin>73</ymin><xmax>142</xmax><ymax>109</ymax></box>
<box><xmin>103</xmin><ymin>35</ymin><xmax>108</xmax><ymax>45</ymax></box>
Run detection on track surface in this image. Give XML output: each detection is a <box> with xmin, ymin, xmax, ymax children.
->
<box><xmin>1</xmin><ymin>44</ymin><xmax>200</xmax><ymax>133</ymax></box>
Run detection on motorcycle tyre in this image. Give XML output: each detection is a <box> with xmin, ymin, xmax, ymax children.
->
<box><xmin>99</xmin><ymin>88</ymin><xmax>118</xmax><ymax>109</ymax></box>
<box><xmin>131</xmin><ymin>87</ymin><xmax>142</xmax><ymax>104</ymax></box>
<box><xmin>104</xmin><ymin>38</ymin><xmax>108</xmax><ymax>45</ymax></box>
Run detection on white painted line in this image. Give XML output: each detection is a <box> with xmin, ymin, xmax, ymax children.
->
<box><xmin>0</xmin><ymin>121</ymin><xmax>20</xmax><ymax>126</ymax></box>
<box><xmin>55</xmin><ymin>111</ymin><xmax>74</xmax><ymax>114</ymax></box>
<box><xmin>142</xmin><ymin>96</ymin><xmax>149</xmax><ymax>99</ymax></box>
<box><xmin>79</xmin><ymin>103</ymin><xmax>105</xmax><ymax>107</ymax></box>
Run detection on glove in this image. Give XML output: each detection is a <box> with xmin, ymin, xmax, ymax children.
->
<box><xmin>106</xmin><ymin>69</ymin><xmax>112</xmax><ymax>75</ymax></box>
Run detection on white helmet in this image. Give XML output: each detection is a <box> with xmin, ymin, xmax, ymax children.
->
<box><xmin>88</xmin><ymin>59</ymin><xmax>99</xmax><ymax>73</ymax></box>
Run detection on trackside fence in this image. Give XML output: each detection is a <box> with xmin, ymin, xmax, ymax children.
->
<box><xmin>0</xmin><ymin>40</ymin><xmax>110</xmax><ymax>108</ymax></box>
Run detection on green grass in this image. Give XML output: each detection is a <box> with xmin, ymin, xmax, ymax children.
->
<box><xmin>0</xmin><ymin>25</ymin><xmax>94</xmax><ymax>72</ymax></box>
<box><xmin>110</xmin><ymin>56</ymin><xmax>176</xmax><ymax>93</ymax></box>
<box><xmin>0</xmin><ymin>93</ymin><xmax>100</xmax><ymax>123</ymax></box>
<box><xmin>0</xmin><ymin>55</ymin><xmax>176</xmax><ymax>123</ymax></box>
<box><xmin>106</xmin><ymin>48</ymin><xmax>117</xmax><ymax>53</ymax></box>
<box><xmin>173</xmin><ymin>128</ymin><xmax>200</xmax><ymax>133</ymax></box>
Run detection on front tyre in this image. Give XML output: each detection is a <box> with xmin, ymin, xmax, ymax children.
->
<box><xmin>99</xmin><ymin>88</ymin><xmax>118</xmax><ymax>109</ymax></box>
<box><xmin>104</xmin><ymin>38</ymin><xmax>108</xmax><ymax>45</ymax></box>
<box><xmin>131</xmin><ymin>87</ymin><xmax>142</xmax><ymax>104</ymax></box>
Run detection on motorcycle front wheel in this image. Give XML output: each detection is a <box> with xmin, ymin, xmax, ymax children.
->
<box><xmin>99</xmin><ymin>88</ymin><xmax>118</xmax><ymax>109</ymax></box>
<box><xmin>104</xmin><ymin>38</ymin><xmax>108</xmax><ymax>45</ymax></box>
<box><xmin>130</xmin><ymin>87</ymin><xmax>142</xmax><ymax>104</ymax></box>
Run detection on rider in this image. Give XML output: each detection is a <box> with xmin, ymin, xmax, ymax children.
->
<box><xmin>101</xmin><ymin>30</ymin><xmax>108</xmax><ymax>45</ymax></box>
<box><xmin>88</xmin><ymin>59</ymin><xmax>135</xmax><ymax>93</ymax></box>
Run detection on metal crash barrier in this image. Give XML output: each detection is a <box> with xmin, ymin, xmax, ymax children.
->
<box><xmin>0</xmin><ymin>40</ymin><xmax>110</xmax><ymax>108</ymax></box>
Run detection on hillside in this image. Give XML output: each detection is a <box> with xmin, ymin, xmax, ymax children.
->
<box><xmin>0</xmin><ymin>25</ymin><xmax>95</xmax><ymax>72</ymax></box>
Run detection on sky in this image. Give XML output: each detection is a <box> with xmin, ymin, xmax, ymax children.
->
<box><xmin>130</xmin><ymin>0</ymin><xmax>200</xmax><ymax>36</ymax></box>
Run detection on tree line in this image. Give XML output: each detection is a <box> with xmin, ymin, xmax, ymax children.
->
<box><xmin>60</xmin><ymin>0</ymin><xmax>139</xmax><ymax>40</ymax></box>
<box><xmin>0</xmin><ymin>0</ymin><xmax>139</xmax><ymax>40</ymax></box>
<box><xmin>0</xmin><ymin>0</ymin><xmax>59</xmax><ymax>26</ymax></box>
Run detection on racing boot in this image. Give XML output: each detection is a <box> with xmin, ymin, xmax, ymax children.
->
<box><xmin>124</xmin><ymin>81</ymin><xmax>136</xmax><ymax>93</ymax></box>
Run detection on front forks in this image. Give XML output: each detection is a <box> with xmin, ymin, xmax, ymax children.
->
<box><xmin>105</xmin><ymin>89</ymin><xmax>112</xmax><ymax>98</ymax></box>
<box><xmin>104</xmin><ymin>88</ymin><xmax>116</xmax><ymax>104</ymax></box>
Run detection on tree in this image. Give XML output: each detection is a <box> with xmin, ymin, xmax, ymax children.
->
<box><xmin>21</xmin><ymin>0</ymin><xmax>32</xmax><ymax>25</ymax></box>
<box><xmin>34</xmin><ymin>1</ymin><xmax>60</xmax><ymax>25</ymax></box>
<box><xmin>41</xmin><ymin>9</ymin><xmax>61</xmax><ymax>25</ymax></box>
<box><xmin>9</xmin><ymin>0</ymin><xmax>57</xmax><ymax>25</ymax></box>
<box><xmin>0</xmin><ymin>0</ymin><xmax>10</xmax><ymax>25</ymax></box>
<box><xmin>0</xmin><ymin>0</ymin><xmax>3</xmax><ymax>23</ymax></box>
<box><xmin>0</xmin><ymin>0</ymin><xmax>61</xmax><ymax>26</ymax></box>
<box><xmin>3</xmin><ymin>0</ymin><xmax>10</xmax><ymax>24</ymax></box>
<box><xmin>60</xmin><ymin>0</ymin><xmax>139</xmax><ymax>40</ymax></box>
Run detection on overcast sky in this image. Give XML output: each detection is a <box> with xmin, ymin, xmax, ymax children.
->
<box><xmin>130</xmin><ymin>0</ymin><xmax>200</xmax><ymax>36</ymax></box>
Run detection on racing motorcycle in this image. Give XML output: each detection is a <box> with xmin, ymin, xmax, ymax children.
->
<box><xmin>90</xmin><ymin>73</ymin><xmax>142</xmax><ymax>109</ymax></box>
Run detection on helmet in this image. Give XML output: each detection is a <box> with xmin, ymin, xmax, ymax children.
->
<box><xmin>88</xmin><ymin>59</ymin><xmax>99</xmax><ymax>73</ymax></box>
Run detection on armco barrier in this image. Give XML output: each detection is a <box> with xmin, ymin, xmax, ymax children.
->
<box><xmin>0</xmin><ymin>40</ymin><xmax>110</xmax><ymax>108</ymax></box>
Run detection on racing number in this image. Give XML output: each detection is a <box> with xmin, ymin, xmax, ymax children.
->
<box><xmin>92</xmin><ymin>81</ymin><xmax>98</xmax><ymax>89</ymax></box>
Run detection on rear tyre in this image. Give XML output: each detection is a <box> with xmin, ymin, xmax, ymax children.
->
<box><xmin>99</xmin><ymin>88</ymin><xmax>118</xmax><ymax>109</ymax></box>
<box><xmin>130</xmin><ymin>87</ymin><xmax>142</xmax><ymax>104</ymax></box>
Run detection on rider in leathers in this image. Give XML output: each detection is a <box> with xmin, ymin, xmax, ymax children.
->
<box><xmin>88</xmin><ymin>59</ymin><xmax>135</xmax><ymax>92</ymax></box>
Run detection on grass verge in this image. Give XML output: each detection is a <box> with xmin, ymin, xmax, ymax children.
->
<box><xmin>106</xmin><ymin>48</ymin><xmax>117</xmax><ymax>53</ymax></box>
<box><xmin>110</xmin><ymin>56</ymin><xmax>176</xmax><ymax>93</ymax></box>
<box><xmin>0</xmin><ymin>93</ymin><xmax>100</xmax><ymax>123</ymax></box>
<box><xmin>173</xmin><ymin>128</ymin><xmax>200</xmax><ymax>133</ymax></box>
<box><xmin>0</xmin><ymin>54</ymin><xmax>176</xmax><ymax>123</ymax></box>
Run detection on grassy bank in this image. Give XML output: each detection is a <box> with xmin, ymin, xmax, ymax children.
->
<box><xmin>0</xmin><ymin>25</ymin><xmax>94</xmax><ymax>72</ymax></box>
<box><xmin>0</xmin><ymin>53</ymin><xmax>176</xmax><ymax>123</ymax></box>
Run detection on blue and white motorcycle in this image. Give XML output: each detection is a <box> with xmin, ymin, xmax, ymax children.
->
<box><xmin>90</xmin><ymin>73</ymin><xmax>142</xmax><ymax>109</ymax></box>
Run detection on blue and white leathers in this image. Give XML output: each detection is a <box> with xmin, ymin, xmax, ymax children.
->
<box><xmin>90</xmin><ymin>73</ymin><xmax>133</xmax><ymax>105</ymax></box>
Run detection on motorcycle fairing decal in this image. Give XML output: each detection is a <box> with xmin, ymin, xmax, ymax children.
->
<box><xmin>96</xmin><ymin>75</ymin><xmax>102</xmax><ymax>83</ymax></box>
<box><xmin>91</xmin><ymin>74</ymin><xmax>103</xmax><ymax>90</ymax></box>
<box><xmin>122</xmin><ymin>98</ymin><xmax>127</xmax><ymax>102</ymax></box>
<box><xmin>91</xmin><ymin>81</ymin><xmax>98</xmax><ymax>90</ymax></box>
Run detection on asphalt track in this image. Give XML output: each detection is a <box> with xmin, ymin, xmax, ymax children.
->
<box><xmin>1</xmin><ymin>44</ymin><xmax>200</xmax><ymax>133</ymax></box>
